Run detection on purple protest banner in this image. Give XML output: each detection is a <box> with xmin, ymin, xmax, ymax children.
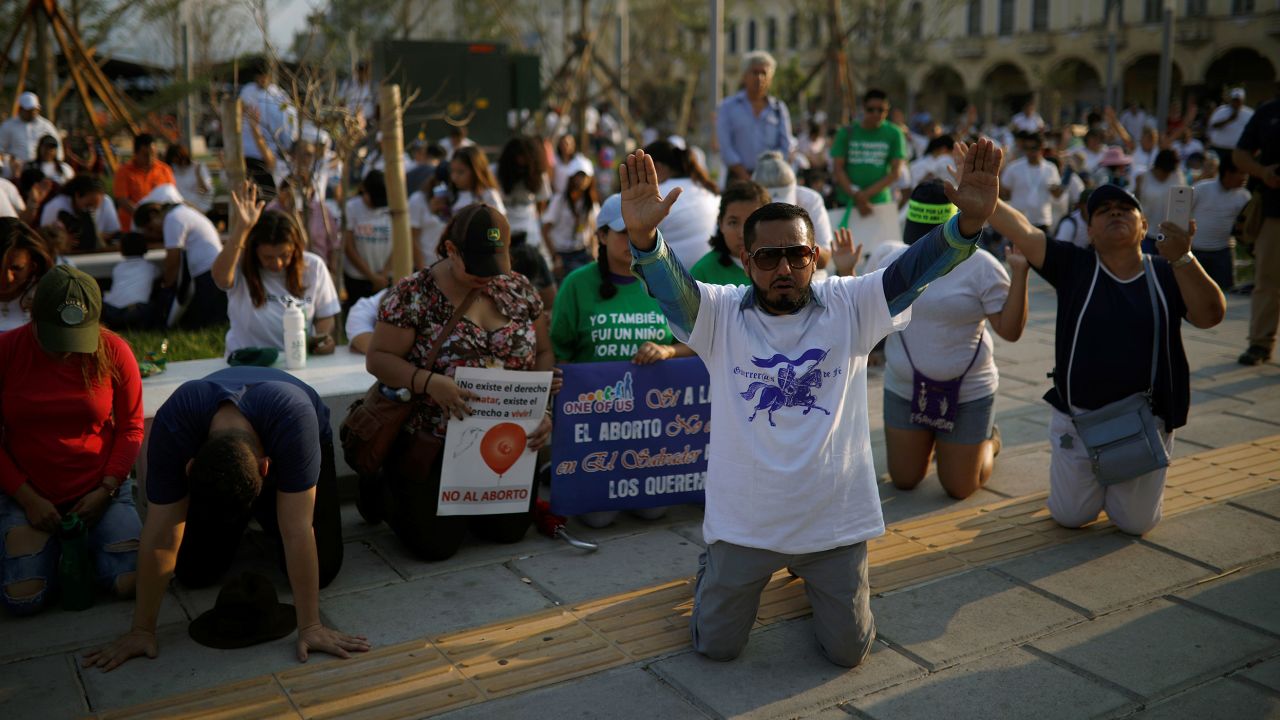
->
<box><xmin>550</xmin><ymin>357</ymin><xmax>710</xmax><ymax>515</ymax></box>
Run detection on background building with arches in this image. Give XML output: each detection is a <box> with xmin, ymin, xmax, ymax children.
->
<box><xmin>720</xmin><ymin>0</ymin><xmax>1277</xmax><ymax>128</ymax></box>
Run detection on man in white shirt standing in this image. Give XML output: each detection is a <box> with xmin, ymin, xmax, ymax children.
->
<box><xmin>1000</xmin><ymin>133</ymin><xmax>1062</xmax><ymax>233</ymax></box>
<box><xmin>1207</xmin><ymin>88</ymin><xmax>1253</xmax><ymax>173</ymax></box>
<box><xmin>0</xmin><ymin>93</ymin><xmax>60</xmax><ymax>178</ymax></box>
<box><xmin>240</xmin><ymin>61</ymin><xmax>298</xmax><ymax>201</ymax></box>
<box><xmin>618</xmin><ymin>139</ymin><xmax>1003</xmax><ymax>666</ymax></box>
<box><xmin>1191</xmin><ymin>167</ymin><xmax>1251</xmax><ymax>291</ymax></box>
<box><xmin>1010</xmin><ymin>99</ymin><xmax>1045</xmax><ymax>136</ymax></box>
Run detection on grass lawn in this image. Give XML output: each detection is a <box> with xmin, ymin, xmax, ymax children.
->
<box><xmin>116</xmin><ymin>324</ymin><xmax>228</xmax><ymax>363</ymax></box>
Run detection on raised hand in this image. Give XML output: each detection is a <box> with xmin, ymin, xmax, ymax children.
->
<box><xmin>831</xmin><ymin>226</ymin><xmax>863</xmax><ymax>277</ymax></box>
<box><xmin>229</xmin><ymin>181</ymin><xmax>265</xmax><ymax>236</ymax></box>
<box><xmin>943</xmin><ymin>138</ymin><xmax>1002</xmax><ymax>237</ymax></box>
<box><xmin>618</xmin><ymin>150</ymin><xmax>682</xmax><ymax>250</ymax></box>
<box><xmin>1006</xmin><ymin>242</ymin><xmax>1030</xmax><ymax>275</ymax></box>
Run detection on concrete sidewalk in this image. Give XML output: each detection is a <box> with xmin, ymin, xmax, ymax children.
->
<box><xmin>2</xmin><ymin>281</ymin><xmax>1278</xmax><ymax>720</ymax></box>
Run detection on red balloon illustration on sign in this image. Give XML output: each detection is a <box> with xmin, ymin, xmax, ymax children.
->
<box><xmin>480</xmin><ymin>423</ymin><xmax>527</xmax><ymax>477</ymax></box>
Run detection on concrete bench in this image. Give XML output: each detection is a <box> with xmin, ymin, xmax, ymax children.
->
<box><xmin>73</xmin><ymin>248</ymin><xmax>168</xmax><ymax>281</ymax></box>
<box><xmin>137</xmin><ymin>348</ymin><xmax>374</xmax><ymax>499</ymax></box>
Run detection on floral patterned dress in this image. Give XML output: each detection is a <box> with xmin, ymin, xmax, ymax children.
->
<box><xmin>378</xmin><ymin>268</ymin><xmax>544</xmax><ymax>435</ymax></box>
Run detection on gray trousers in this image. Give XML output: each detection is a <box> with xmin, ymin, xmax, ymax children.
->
<box><xmin>690</xmin><ymin>540</ymin><xmax>875</xmax><ymax>667</ymax></box>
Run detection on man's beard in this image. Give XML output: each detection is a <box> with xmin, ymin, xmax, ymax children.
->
<box><xmin>753</xmin><ymin>279</ymin><xmax>812</xmax><ymax>315</ymax></box>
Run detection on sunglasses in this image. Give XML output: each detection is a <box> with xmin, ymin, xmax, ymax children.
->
<box><xmin>748</xmin><ymin>244</ymin><xmax>818</xmax><ymax>271</ymax></box>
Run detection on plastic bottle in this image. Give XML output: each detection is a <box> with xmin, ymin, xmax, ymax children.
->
<box><xmin>283</xmin><ymin>300</ymin><xmax>307</xmax><ymax>370</ymax></box>
<box><xmin>379</xmin><ymin>384</ymin><xmax>412</xmax><ymax>403</ymax></box>
<box><xmin>59</xmin><ymin>513</ymin><xmax>95</xmax><ymax>611</ymax></box>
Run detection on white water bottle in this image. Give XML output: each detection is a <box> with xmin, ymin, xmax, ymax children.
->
<box><xmin>283</xmin><ymin>300</ymin><xmax>307</xmax><ymax>370</ymax></box>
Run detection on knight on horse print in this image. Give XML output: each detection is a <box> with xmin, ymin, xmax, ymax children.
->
<box><xmin>738</xmin><ymin>348</ymin><xmax>833</xmax><ymax>426</ymax></box>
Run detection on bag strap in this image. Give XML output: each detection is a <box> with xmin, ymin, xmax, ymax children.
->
<box><xmin>1063</xmin><ymin>256</ymin><xmax>1160</xmax><ymax>412</ymax></box>
<box><xmin>899</xmin><ymin>326</ymin><xmax>986</xmax><ymax>380</ymax></box>
<box><xmin>1141</xmin><ymin>255</ymin><xmax>1160</xmax><ymax>395</ymax></box>
<box><xmin>1063</xmin><ymin>259</ymin><xmax>1101</xmax><ymax>413</ymax></box>
<box><xmin>423</xmin><ymin>288</ymin><xmax>478</xmax><ymax>371</ymax></box>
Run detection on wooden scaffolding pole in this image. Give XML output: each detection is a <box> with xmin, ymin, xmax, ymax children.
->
<box><xmin>48</xmin><ymin>10</ymin><xmax>115</xmax><ymax>167</ymax></box>
<box><xmin>46</xmin><ymin>0</ymin><xmax>140</xmax><ymax>137</ymax></box>
<box><xmin>221</xmin><ymin>98</ymin><xmax>245</xmax><ymax>189</ymax></box>
<box><xmin>10</xmin><ymin>22</ymin><xmax>33</xmax><ymax>116</ymax></box>
<box><xmin>380</xmin><ymin>84</ymin><xmax>413</xmax><ymax>281</ymax></box>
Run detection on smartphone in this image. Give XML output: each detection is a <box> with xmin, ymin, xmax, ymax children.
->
<box><xmin>1165</xmin><ymin>186</ymin><xmax>1193</xmax><ymax>231</ymax></box>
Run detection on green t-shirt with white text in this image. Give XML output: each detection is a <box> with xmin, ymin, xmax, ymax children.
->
<box><xmin>830</xmin><ymin>122</ymin><xmax>908</xmax><ymax>205</ymax></box>
<box><xmin>550</xmin><ymin>262</ymin><xmax>675</xmax><ymax>363</ymax></box>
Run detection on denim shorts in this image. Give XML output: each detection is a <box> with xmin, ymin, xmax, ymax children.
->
<box><xmin>0</xmin><ymin>480</ymin><xmax>142</xmax><ymax>615</ymax></box>
<box><xmin>883</xmin><ymin>390</ymin><xmax>996</xmax><ymax>445</ymax></box>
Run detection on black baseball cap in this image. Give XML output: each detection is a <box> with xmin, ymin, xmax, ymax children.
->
<box><xmin>449</xmin><ymin>204</ymin><xmax>511</xmax><ymax>278</ymax></box>
<box><xmin>1086</xmin><ymin>183</ymin><xmax>1142</xmax><ymax>221</ymax></box>
<box><xmin>902</xmin><ymin>180</ymin><xmax>956</xmax><ymax>245</ymax></box>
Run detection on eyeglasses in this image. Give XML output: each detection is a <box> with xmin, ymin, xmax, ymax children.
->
<box><xmin>748</xmin><ymin>244</ymin><xmax>818</xmax><ymax>271</ymax></box>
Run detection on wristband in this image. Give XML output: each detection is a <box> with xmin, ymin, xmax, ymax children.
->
<box><xmin>101</xmin><ymin>478</ymin><xmax>122</xmax><ymax>498</ymax></box>
<box><xmin>411</xmin><ymin>368</ymin><xmax>424</xmax><ymax>394</ymax></box>
<box><xmin>1171</xmin><ymin>252</ymin><xmax>1196</xmax><ymax>269</ymax></box>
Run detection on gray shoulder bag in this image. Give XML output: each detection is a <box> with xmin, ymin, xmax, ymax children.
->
<box><xmin>1063</xmin><ymin>256</ymin><xmax>1170</xmax><ymax>485</ymax></box>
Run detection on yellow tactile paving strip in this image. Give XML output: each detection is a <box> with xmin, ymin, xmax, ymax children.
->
<box><xmin>92</xmin><ymin>435</ymin><xmax>1280</xmax><ymax>720</ymax></box>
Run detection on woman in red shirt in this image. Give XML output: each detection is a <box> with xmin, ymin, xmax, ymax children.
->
<box><xmin>0</xmin><ymin>265</ymin><xmax>144</xmax><ymax>615</ymax></box>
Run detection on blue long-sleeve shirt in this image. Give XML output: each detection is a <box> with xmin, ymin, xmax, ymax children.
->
<box><xmin>630</xmin><ymin>214</ymin><xmax>981</xmax><ymax>336</ymax></box>
<box><xmin>715</xmin><ymin>90</ymin><xmax>796</xmax><ymax>172</ymax></box>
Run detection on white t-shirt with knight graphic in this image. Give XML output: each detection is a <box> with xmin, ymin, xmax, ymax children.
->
<box><xmin>678</xmin><ymin>271</ymin><xmax>910</xmax><ymax>554</ymax></box>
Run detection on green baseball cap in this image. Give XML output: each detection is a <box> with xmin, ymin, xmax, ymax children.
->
<box><xmin>33</xmin><ymin>265</ymin><xmax>102</xmax><ymax>353</ymax></box>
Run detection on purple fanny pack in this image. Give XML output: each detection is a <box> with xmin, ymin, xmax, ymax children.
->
<box><xmin>902</xmin><ymin>332</ymin><xmax>983</xmax><ymax>434</ymax></box>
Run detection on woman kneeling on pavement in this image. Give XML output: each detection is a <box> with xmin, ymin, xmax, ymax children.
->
<box><xmin>364</xmin><ymin>204</ymin><xmax>556</xmax><ymax>560</ymax></box>
<box><xmin>876</xmin><ymin>180</ymin><xmax>1030</xmax><ymax>499</ymax></box>
<box><xmin>551</xmin><ymin>193</ymin><xmax>693</xmax><ymax>527</ymax></box>
<box><xmin>983</xmin><ymin>152</ymin><xmax>1225</xmax><ymax>534</ymax></box>
<box><xmin>0</xmin><ymin>266</ymin><xmax>143</xmax><ymax>614</ymax></box>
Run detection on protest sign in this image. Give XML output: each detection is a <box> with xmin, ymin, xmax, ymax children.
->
<box><xmin>439</xmin><ymin>367</ymin><xmax>552</xmax><ymax>516</ymax></box>
<box><xmin>550</xmin><ymin>357</ymin><xmax>710</xmax><ymax>515</ymax></box>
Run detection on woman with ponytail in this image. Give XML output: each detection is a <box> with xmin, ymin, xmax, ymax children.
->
<box><xmin>550</xmin><ymin>193</ymin><xmax>692</xmax><ymax>528</ymax></box>
<box><xmin>689</xmin><ymin>181</ymin><xmax>770</xmax><ymax>286</ymax></box>
<box><xmin>645</xmin><ymin>139</ymin><xmax>721</xmax><ymax>268</ymax></box>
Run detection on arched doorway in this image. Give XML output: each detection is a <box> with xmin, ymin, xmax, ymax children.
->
<box><xmin>1121</xmin><ymin>54</ymin><xmax>1183</xmax><ymax>112</ymax></box>
<box><xmin>1045</xmin><ymin>58</ymin><xmax>1103</xmax><ymax>126</ymax></box>
<box><xmin>978</xmin><ymin>62</ymin><xmax>1032</xmax><ymax>124</ymax></box>
<box><xmin>1203</xmin><ymin>47</ymin><xmax>1276</xmax><ymax>107</ymax></box>
<box><xmin>916</xmin><ymin>65</ymin><xmax>968</xmax><ymax>125</ymax></box>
